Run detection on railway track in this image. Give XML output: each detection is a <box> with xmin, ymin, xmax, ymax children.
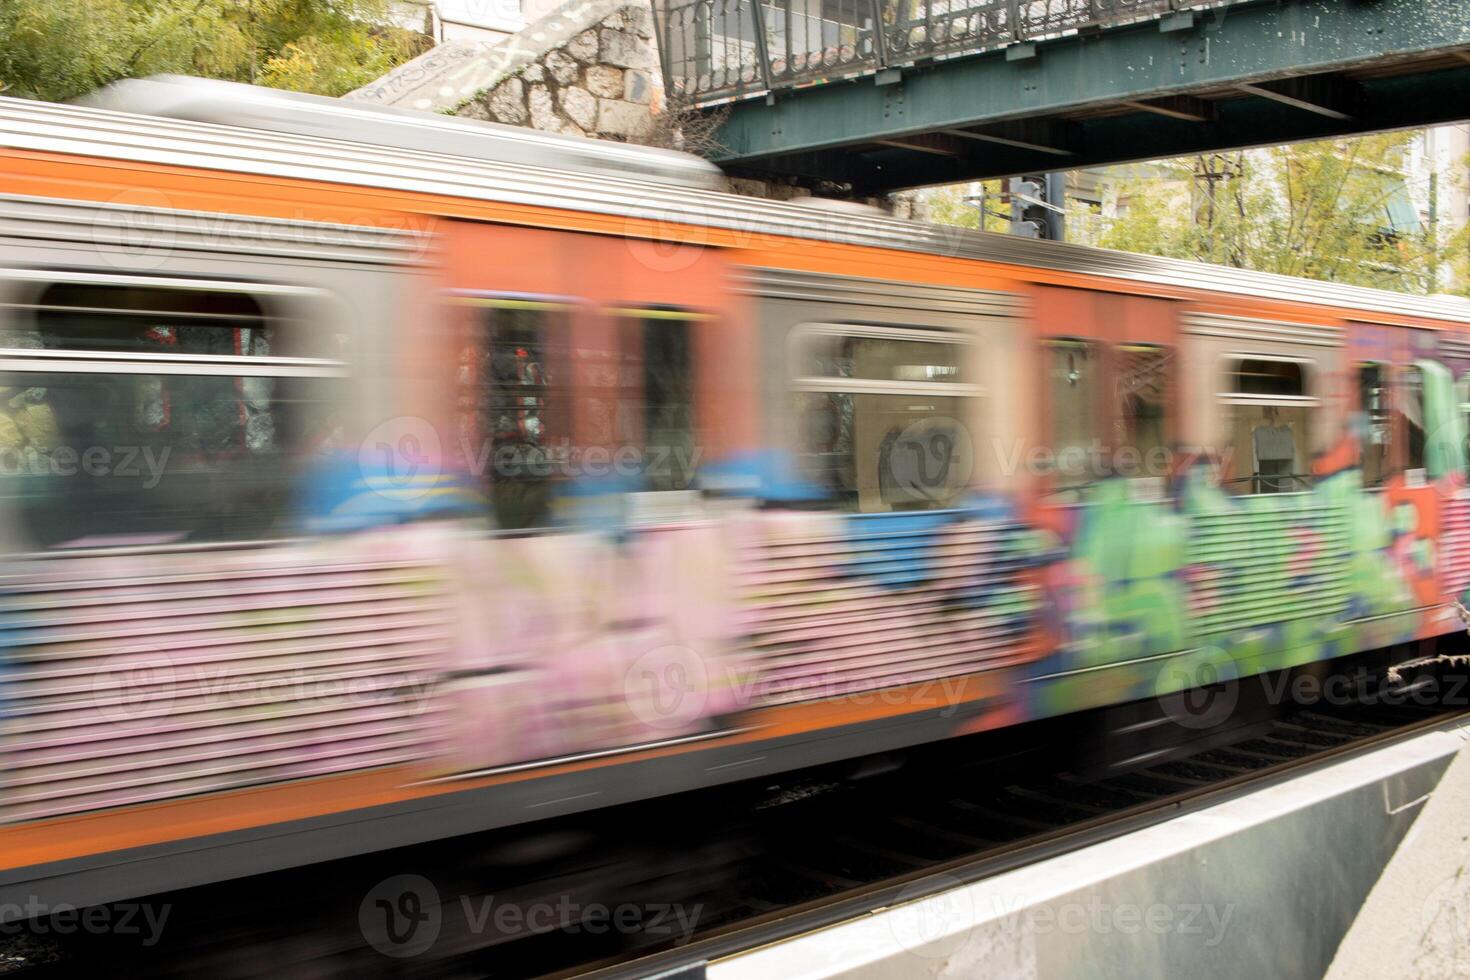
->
<box><xmin>5</xmin><ymin>654</ymin><xmax>1468</xmax><ymax>979</ymax></box>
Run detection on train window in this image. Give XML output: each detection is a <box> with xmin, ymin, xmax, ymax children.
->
<box><xmin>1459</xmin><ymin>372</ymin><xmax>1470</xmax><ymax>474</ymax></box>
<box><xmin>1114</xmin><ymin>344</ymin><xmax>1171</xmax><ymax>479</ymax></box>
<box><xmin>1400</xmin><ymin>365</ymin><xmax>1427</xmax><ymax>474</ymax></box>
<box><xmin>0</xmin><ymin>280</ymin><xmax>344</xmax><ymax>548</ymax></box>
<box><xmin>634</xmin><ymin>311</ymin><xmax>699</xmax><ymax>492</ymax></box>
<box><xmin>1045</xmin><ymin>339</ymin><xmax>1102</xmax><ymax>490</ymax></box>
<box><xmin>9</xmin><ymin>284</ymin><xmax>270</xmax><ymax>353</ymax></box>
<box><xmin>792</xmin><ymin>325</ymin><xmax>977</xmax><ymax>512</ymax></box>
<box><xmin>1220</xmin><ymin>357</ymin><xmax>1314</xmax><ymax>494</ymax></box>
<box><xmin>1358</xmin><ymin>363</ymin><xmax>1392</xmax><ymax>487</ymax></box>
<box><xmin>459</xmin><ymin>300</ymin><xmax>570</xmax><ymax>529</ymax></box>
<box><xmin>1232</xmin><ymin>358</ymin><xmax>1305</xmax><ymax>397</ymax></box>
<box><xmin>799</xmin><ymin>332</ymin><xmax>971</xmax><ymax>385</ymax></box>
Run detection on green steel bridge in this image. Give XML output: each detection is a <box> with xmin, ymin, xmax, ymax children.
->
<box><xmin>649</xmin><ymin>0</ymin><xmax>1470</xmax><ymax>194</ymax></box>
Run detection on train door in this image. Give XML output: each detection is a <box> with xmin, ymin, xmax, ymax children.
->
<box><xmin>1031</xmin><ymin>287</ymin><xmax>1178</xmax><ymax>503</ymax></box>
<box><xmin>435</xmin><ymin>219</ymin><xmax>754</xmax><ymax>774</ymax></box>
<box><xmin>438</xmin><ymin>221</ymin><xmax>750</xmax><ymax>519</ymax></box>
<box><xmin>1349</xmin><ymin>322</ymin><xmax>1421</xmax><ymax>490</ymax></box>
<box><xmin>1027</xmin><ymin>286</ymin><xmax>1185</xmax><ymax>712</ymax></box>
<box><xmin>1347</xmin><ymin>321</ymin><xmax>1455</xmax><ymax>635</ymax></box>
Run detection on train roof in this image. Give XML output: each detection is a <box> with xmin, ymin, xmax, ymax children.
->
<box><xmin>3</xmin><ymin>80</ymin><xmax>1470</xmax><ymax>327</ymax></box>
<box><xmin>77</xmin><ymin>76</ymin><xmax>724</xmax><ymax>191</ymax></box>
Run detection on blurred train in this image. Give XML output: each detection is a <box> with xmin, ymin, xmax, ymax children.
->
<box><xmin>2</xmin><ymin>75</ymin><xmax>1470</xmax><ymax>914</ymax></box>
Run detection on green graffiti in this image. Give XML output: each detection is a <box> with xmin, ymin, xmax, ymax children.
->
<box><xmin>1037</xmin><ymin>363</ymin><xmax>1459</xmax><ymax>718</ymax></box>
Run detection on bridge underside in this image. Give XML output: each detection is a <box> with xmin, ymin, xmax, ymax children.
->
<box><xmin>692</xmin><ymin>0</ymin><xmax>1470</xmax><ymax>195</ymax></box>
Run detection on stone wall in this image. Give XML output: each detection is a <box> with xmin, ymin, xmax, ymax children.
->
<box><xmin>454</xmin><ymin>4</ymin><xmax>659</xmax><ymax>142</ymax></box>
<box><xmin>347</xmin><ymin>0</ymin><xmax>631</xmax><ymax>113</ymax></box>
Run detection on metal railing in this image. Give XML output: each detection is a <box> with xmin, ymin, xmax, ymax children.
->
<box><xmin>653</xmin><ymin>0</ymin><xmax>1230</xmax><ymax>105</ymax></box>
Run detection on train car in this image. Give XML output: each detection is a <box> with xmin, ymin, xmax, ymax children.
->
<box><xmin>2</xmin><ymin>76</ymin><xmax>1469</xmax><ymax>915</ymax></box>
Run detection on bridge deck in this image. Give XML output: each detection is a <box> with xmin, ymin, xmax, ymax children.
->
<box><xmin>650</xmin><ymin>0</ymin><xmax>1470</xmax><ymax>193</ymax></box>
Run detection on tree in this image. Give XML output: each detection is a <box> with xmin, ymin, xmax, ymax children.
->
<box><xmin>917</xmin><ymin>132</ymin><xmax>1468</xmax><ymax>295</ymax></box>
<box><xmin>1091</xmin><ymin>133</ymin><xmax>1448</xmax><ymax>294</ymax></box>
<box><xmin>909</xmin><ymin>180</ymin><xmax>1015</xmax><ymax>234</ymax></box>
<box><xmin>1451</xmin><ymin>222</ymin><xmax>1470</xmax><ymax>298</ymax></box>
<box><xmin>0</xmin><ymin>0</ymin><xmax>430</xmax><ymax>102</ymax></box>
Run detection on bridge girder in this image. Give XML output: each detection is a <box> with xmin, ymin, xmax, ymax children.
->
<box><xmin>709</xmin><ymin>0</ymin><xmax>1470</xmax><ymax>195</ymax></box>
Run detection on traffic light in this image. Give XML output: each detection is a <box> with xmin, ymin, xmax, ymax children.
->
<box><xmin>1009</xmin><ymin>173</ymin><xmax>1066</xmax><ymax>241</ymax></box>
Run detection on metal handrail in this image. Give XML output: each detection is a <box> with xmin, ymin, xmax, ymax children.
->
<box><xmin>652</xmin><ymin>0</ymin><xmax>1242</xmax><ymax>105</ymax></box>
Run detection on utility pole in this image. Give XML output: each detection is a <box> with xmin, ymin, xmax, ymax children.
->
<box><xmin>1426</xmin><ymin>128</ymin><xmax>1440</xmax><ymax>294</ymax></box>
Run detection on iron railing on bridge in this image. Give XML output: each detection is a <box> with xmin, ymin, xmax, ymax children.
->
<box><xmin>652</xmin><ymin>0</ymin><xmax>1229</xmax><ymax>106</ymax></box>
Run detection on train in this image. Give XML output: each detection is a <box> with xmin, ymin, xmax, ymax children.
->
<box><xmin>2</xmin><ymin>74</ymin><xmax>1469</xmax><ymax>915</ymax></box>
